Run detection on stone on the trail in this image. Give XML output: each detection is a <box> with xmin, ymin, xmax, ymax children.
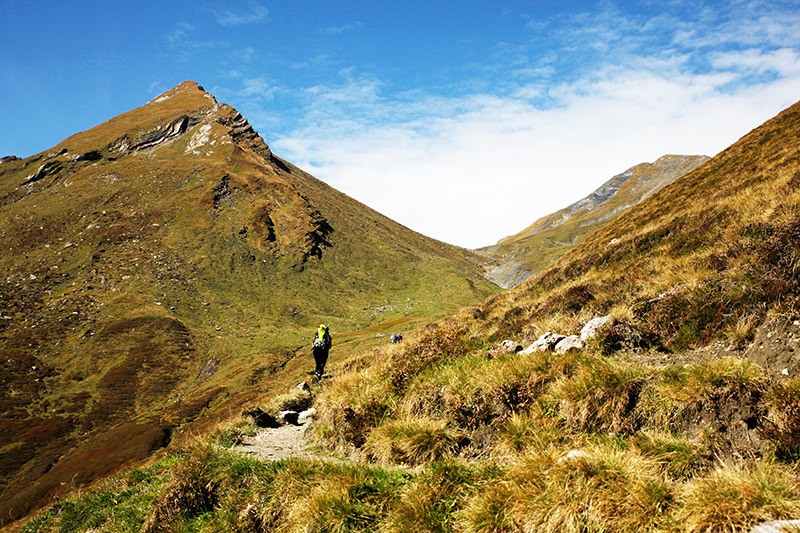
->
<box><xmin>279</xmin><ymin>410</ymin><xmax>300</xmax><ymax>426</ymax></box>
<box><xmin>500</xmin><ymin>339</ymin><xmax>523</xmax><ymax>353</ymax></box>
<box><xmin>520</xmin><ymin>332</ymin><xmax>566</xmax><ymax>354</ymax></box>
<box><xmin>296</xmin><ymin>381</ymin><xmax>311</xmax><ymax>392</ymax></box>
<box><xmin>750</xmin><ymin>519</ymin><xmax>800</xmax><ymax>533</ymax></box>
<box><xmin>299</xmin><ymin>408</ymin><xmax>317</xmax><ymax>423</ymax></box>
<box><xmin>243</xmin><ymin>407</ymin><xmax>281</xmax><ymax>428</ymax></box>
<box><xmin>580</xmin><ymin>315</ymin><xmax>614</xmax><ymax>341</ymax></box>
<box><xmin>555</xmin><ymin>335</ymin><xmax>584</xmax><ymax>354</ymax></box>
<box><xmin>559</xmin><ymin>449</ymin><xmax>590</xmax><ymax>463</ymax></box>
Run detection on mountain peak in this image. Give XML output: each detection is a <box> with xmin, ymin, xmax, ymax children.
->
<box><xmin>146</xmin><ymin>80</ymin><xmax>217</xmax><ymax>106</ymax></box>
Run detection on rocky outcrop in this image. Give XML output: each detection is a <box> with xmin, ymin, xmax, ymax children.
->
<box><xmin>107</xmin><ymin>116</ymin><xmax>201</xmax><ymax>157</ymax></box>
<box><xmin>216</xmin><ymin>109</ymin><xmax>272</xmax><ymax>159</ymax></box>
<box><xmin>499</xmin><ymin>339</ymin><xmax>523</xmax><ymax>353</ymax></box>
<box><xmin>520</xmin><ymin>332</ymin><xmax>565</xmax><ymax>354</ymax></box>
<box><xmin>555</xmin><ymin>335</ymin><xmax>584</xmax><ymax>354</ymax></box>
<box><xmin>23</xmin><ymin>160</ymin><xmax>64</xmax><ymax>185</ymax></box>
<box><xmin>580</xmin><ymin>315</ymin><xmax>614</xmax><ymax>341</ymax></box>
<box><xmin>301</xmin><ymin>211</ymin><xmax>334</xmax><ymax>263</ymax></box>
<box><xmin>484</xmin><ymin>260</ymin><xmax>533</xmax><ymax>289</ymax></box>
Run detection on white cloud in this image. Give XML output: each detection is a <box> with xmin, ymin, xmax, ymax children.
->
<box><xmin>261</xmin><ymin>3</ymin><xmax>800</xmax><ymax>249</ymax></box>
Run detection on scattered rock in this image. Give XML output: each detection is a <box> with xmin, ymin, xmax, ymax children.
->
<box><xmin>296</xmin><ymin>381</ymin><xmax>311</xmax><ymax>392</ymax></box>
<box><xmin>198</xmin><ymin>358</ymin><xmax>219</xmax><ymax>379</ymax></box>
<box><xmin>279</xmin><ymin>410</ymin><xmax>300</xmax><ymax>426</ymax></box>
<box><xmin>75</xmin><ymin>150</ymin><xmax>102</xmax><ymax>162</ymax></box>
<box><xmin>242</xmin><ymin>407</ymin><xmax>281</xmax><ymax>429</ymax></box>
<box><xmin>750</xmin><ymin>519</ymin><xmax>800</xmax><ymax>532</ymax></box>
<box><xmin>520</xmin><ymin>332</ymin><xmax>566</xmax><ymax>354</ymax></box>
<box><xmin>298</xmin><ymin>408</ymin><xmax>317</xmax><ymax>423</ymax></box>
<box><xmin>745</xmin><ymin>316</ymin><xmax>800</xmax><ymax>379</ymax></box>
<box><xmin>580</xmin><ymin>315</ymin><xmax>614</xmax><ymax>341</ymax></box>
<box><xmin>499</xmin><ymin>339</ymin><xmax>523</xmax><ymax>353</ymax></box>
<box><xmin>559</xmin><ymin>449</ymin><xmax>590</xmax><ymax>463</ymax></box>
<box><xmin>555</xmin><ymin>335</ymin><xmax>584</xmax><ymax>354</ymax></box>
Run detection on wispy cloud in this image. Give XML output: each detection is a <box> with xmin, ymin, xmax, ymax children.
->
<box><xmin>212</xmin><ymin>1</ymin><xmax>269</xmax><ymax>27</ymax></box>
<box><xmin>165</xmin><ymin>21</ymin><xmax>229</xmax><ymax>50</ymax></box>
<box><xmin>319</xmin><ymin>21</ymin><xmax>362</xmax><ymax>35</ymax></box>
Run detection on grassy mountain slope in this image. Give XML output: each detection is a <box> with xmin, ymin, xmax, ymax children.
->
<box><xmin>483</xmin><ymin>154</ymin><xmax>709</xmax><ymax>288</ymax></box>
<box><xmin>19</xmin><ymin>99</ymin><xmax>800</xmax><ymax>532</ymax></box>
<box><xmin>0</xmin><ymin>81</ymin><xmax>497</xmax><ymax>526</ymax></box>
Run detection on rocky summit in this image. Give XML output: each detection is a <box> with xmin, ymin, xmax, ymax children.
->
<box><xmin>0</xmin><ymin>81</ymin><xmax>496</xmax><ymax>525</ymax></box>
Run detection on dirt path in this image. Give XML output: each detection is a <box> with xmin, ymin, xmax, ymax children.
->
<box><xmin>232</xmin><ymin>408</ymin><xmax>318</xmax><ymax>461</ymax></box>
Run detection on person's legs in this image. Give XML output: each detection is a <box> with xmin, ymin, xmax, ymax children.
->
<box><xmin>314</xmin><ymin>347</ymin><xmax>328</xmax><ymax>380</ymax></box>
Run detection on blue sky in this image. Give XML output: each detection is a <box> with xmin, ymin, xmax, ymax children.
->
<box><xmin>2</xmin><ymin>1</ymin><xmax>799</xmax><ymax>248</ymax></box>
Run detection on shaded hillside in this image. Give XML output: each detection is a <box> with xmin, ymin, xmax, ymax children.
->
<box><xmin>483</xmin><ymin>155</ymin><xmax>709</xmax><ymax>288</ymax></box>
<box><xmin>0</xmin><ymin>81</ymin><xmax>496</xmax><ymax>526</ymax></box>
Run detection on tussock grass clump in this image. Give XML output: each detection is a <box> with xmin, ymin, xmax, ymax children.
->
<box><xmin>250</xmin><ymin>459</ymin><xmax>410</xmax><ymax>532</ymax></box>
<box><xmin>209</xmin><ymin>417</ymin><xmax>260</xmax><ymax>448</ymax></box>
<box><xmin>143</xmin><ymin>444</ymin><xmax>268</xmax><ymax>532</ymax></box>
<box><xmin>493</xmin><ymin>412</ymin><xmax>576</xmax><ymax>457</ymax></box>
<box><xmin>545</xmin><ymin>355</ymin><xmax>651</xmax><ymax>433</ymax></box>
<box><xmin>459</xmin><ymin>445</ymin><xmax>674</xmax><ymax>532</ymax></box>
<box><xmin>364</xmin><ymin>417</ymin><xmax>462</xmax><ymax>466</ymax></box>
<box><xmin>384</xmin><ymin>460</ymin><xmax>496</xmax><ymax>533</ymax></box>
<box><xmin>314</xmin><ymin>353</ymin><xmax>397</xmax><ymax>448</ymax></box>
<box><xmin>20</xmin><ymin>459</ymin><xmax>175</xmax><ymax>533</ymax></box>
<box><xmin>656</xmin><ymin>357</ymin><xmax>766</xmax><ymax>402</ymax></box>
<box><xmin>400</xmin><ymin>351</ymin><xmax>554</xmax><ymax>432</ymax></box>
<box><xmin>678</xmin><ymin>461</ymin><xmax>800</xmax><ymax>533</ymax></box>
<box><xmin>264</xmin><ymin>386</ymin><xmax>314</xmax><ymax>414</ymax></box>
<box><xmin>640</xmin><ymin>358</ymin><xmax>766</xmax><ymax>430</ymax></box>
<box><xmin>388</xmin><ymin>319</ymin><xmax>472</xmax><ymax>391</ymax></box>
<box><xmin>632</xmin><ymin>430</ymin><xmax>713</xmax><ymax>481</ymax></box>
<box><xmin>763</xmin><ymin>378</ymin><xmax>800</xmax><ymax>460</ymax></box>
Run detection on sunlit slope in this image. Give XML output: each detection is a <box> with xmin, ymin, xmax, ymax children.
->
<box><xmin>483</xmin><ymin>155</ymin><xmax>708</xmax><ymax>288</ymax></box>
<box><xmin>480</xmin><ymin>99</ymin><xmax>800</xmax><ymax>349</ymax></box>
<box><xmin>0</xmin><ymin>81</ymin><xmax>496</xmax><ymax>525</ymax></box>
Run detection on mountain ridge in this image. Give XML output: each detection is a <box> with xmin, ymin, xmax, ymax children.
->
<box><xmin>483</xmin><ymin>154</ymin><xmax>709</xmax><ymax>287</ymax></box>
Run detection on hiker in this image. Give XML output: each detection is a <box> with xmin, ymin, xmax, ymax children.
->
<box><xmin>312</xmin><ymin>324</ymin><xmax>332</xmax><ymax>381</ymax></box>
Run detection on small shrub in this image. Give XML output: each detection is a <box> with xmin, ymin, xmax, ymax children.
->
<box><xmin>540</xmin><ymin>283</ymin><xmax>596</xmax><ymax>315</ymax></box>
